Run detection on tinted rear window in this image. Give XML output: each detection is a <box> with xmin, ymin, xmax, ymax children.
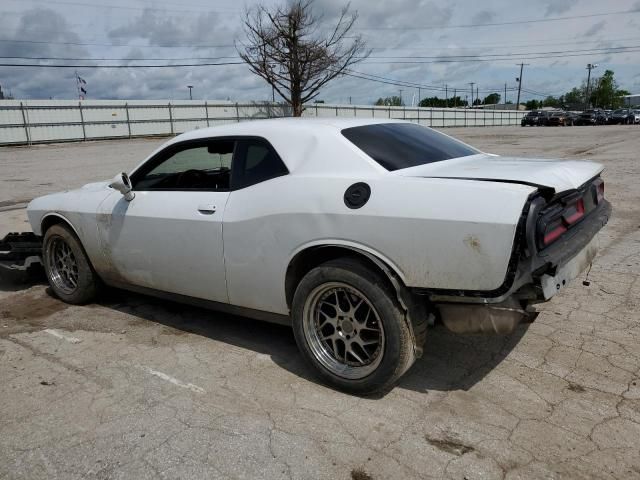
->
<box><xmin>341</xmin><ymin>123</ymin><xmax>479</xmax><ymax>171</ymax></box>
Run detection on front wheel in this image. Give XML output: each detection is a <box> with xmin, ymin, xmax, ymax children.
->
<box><xmin>43</xmin><ymin>224</ymin><xmax>99</xmax><ymax>304</ymax></box>
<box><xmin>292</xmin><ymin>258</ymin><xmax>416</xmax><ymax>395</ymax></box>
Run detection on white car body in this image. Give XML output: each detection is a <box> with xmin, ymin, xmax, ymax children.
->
<box><xmin>27</xmin><ymin>118</ymin><xmax>610</xmax><ymax>324</ymax></box>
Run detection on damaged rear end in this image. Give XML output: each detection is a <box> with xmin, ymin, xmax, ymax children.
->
<box><xmin>406</xmin><ymin>160</ymin><xmax>611</xmax><ymax>335</ymax></box>
<box><xmin>0</xmin><ymin>232</ymin><xmax>43</xmax><ymax>281</ymax></box>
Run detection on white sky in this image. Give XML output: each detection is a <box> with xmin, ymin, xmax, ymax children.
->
<box><xmin>1</xmin><ymin>0</ymin><xmax>639</xmax><ymax>104</ymax></box>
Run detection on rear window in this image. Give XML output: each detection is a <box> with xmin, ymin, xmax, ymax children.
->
<box><xmin>341</xmin><ymin>123</ymin><xmax>479</xmax><ymax>171</ymax></box>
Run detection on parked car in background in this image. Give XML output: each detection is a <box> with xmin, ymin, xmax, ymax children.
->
<box><xmin>608</xmin><ymin>108</ymin><xmax>637</xmax><ymax>125</ymax></box>
<box><xmin>24</xmin><ymin>118</ymin><xmax>611</xmax><ymax>394</ymax></box>
<box><xmin>576</xmin><ymin>109</ymin><xmax>607</xmax><ymax>126</ymax></box>
<box><xmin>633</xmin><ymin>110</ymin><xmax>640</xmax><ymax>124</ymax></box>
<box><xmin>546</xmin><ymin>111</ymin><xmax>575</xmax><ymax>126</ymax></box>
<box><xmin>521</xmin><ymin>110</ymin><xmax>546</xmax><ymax>126</ymax></box>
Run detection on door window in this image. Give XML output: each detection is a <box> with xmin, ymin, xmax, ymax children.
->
<box><xmin>133</xmin><ymin>140</ymin><xmax>234</xmax><ymax>191</ymax></box>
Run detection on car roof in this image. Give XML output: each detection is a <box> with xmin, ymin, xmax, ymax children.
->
<box><xmin>136</xmin><ymin>117</ymin><xmax>411</xmax><ymax>176</ymax></box>
<box><xmin>170</xmin><ymin>117</ymin><xmax>406</xmax><ymax>143</ymax></box>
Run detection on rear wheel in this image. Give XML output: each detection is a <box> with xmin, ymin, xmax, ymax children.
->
<box><xmin>43</xmin><ymin>224</ymin><xmax>98</xmax><ymax>304</ymax></box>
<box><xmin>292</xmin><ymin>258</ymin><xmax>416</xmax><ymax>395</ymax></box>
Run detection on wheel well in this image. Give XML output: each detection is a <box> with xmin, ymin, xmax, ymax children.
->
<box><xmin>41</xmin><ymin>215</ymin><xmax>74</xmax><ymax>236</ymax></box>
<box><xmin>284</xmin><ymin>246</ymin><xmax>401</xmax><ymax>309</ymax></box>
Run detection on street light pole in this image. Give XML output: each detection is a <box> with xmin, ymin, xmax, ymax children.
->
<box><xmin>187</xmin><ymin>85</ymin><xmax>193</xmax><ymax>100</ymax></box>
<box><xmin>585</xmin><ymin>63</ymin><xmax>598</xmax><ymax>109</ymax></box>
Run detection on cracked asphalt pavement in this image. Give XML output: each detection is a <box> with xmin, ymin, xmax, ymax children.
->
<box><xmin>1</xmin><ymin>126</ymin><xmax>640</xmax><ymax>479</ymax></box>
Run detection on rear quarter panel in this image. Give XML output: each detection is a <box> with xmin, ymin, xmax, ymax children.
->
<box><xmin>223</xmin><ymin>174</ymin><xmax>536</xmax><ymax>315</ymax></box>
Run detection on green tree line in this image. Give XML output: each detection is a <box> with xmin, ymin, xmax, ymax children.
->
<box><xmin>374</xmin><ymin>70</ymin><xmax>630</xmax><ymax>110</ymax></box>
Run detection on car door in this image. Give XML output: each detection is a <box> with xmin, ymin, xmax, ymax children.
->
<box><xmin>96</xmin><ymin>138</ymin><xmax>235</xmax><ymax>303</ymax></box>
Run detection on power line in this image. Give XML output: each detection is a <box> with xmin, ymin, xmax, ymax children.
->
<box><xmin>0</xmin><ymin>61</ymin><xmax>245</xmax><ymax>68</ymax></box>
<box><xmin>366</xmin><ymin>45</ymin><xmax>640</xmax><ymax>60</ymax></box>
<box><xmin>8</xmin><ymin>0</ymin><xmax>240</xmax><ymax>14</ymax></box>
<box><xmin>354</xmin><ymin>8</ymin><xmax>640</xmax><ymax>30</ymax></box>
<box><xmin>4</xmin><ymin>45</ymin><xmax>640</xmax><ymax>65</ymax></box>
<box><xmin>360</xmin><ymin>48</ymin><xmax>640</xmax><ymax>64</ymax></box>
<box><xmin>0</xmin><ymin>55</ymin><xmax>240</xmax><ymax>61</ymax></box>
<box><xmin>366</xmin><ymin>36</ymin><xmax>640</xmax><ymax>51</ymax></box>
<box><xmin>0</xmin><ymin>38</ymin><xmax>236</xmax><ymax>48</ymax></box>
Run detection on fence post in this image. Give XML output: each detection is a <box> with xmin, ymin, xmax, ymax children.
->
<box><xmin>335</xmin><ymin>106</ymin><xmax>338</xmax><ymax>116</ymax></box>
<box><xmin>372</xmin><ymin>107</ymin><xmax>375</xmax><ymax>118</ymax></box>
<box><xmin>316</xmin><ymin>104</ymin><xmax>318</xmax><ymax>117</ymax></box>
<box><xmin>168</xmin><ymin>103</ymin><xmax>174</xmax><ymax>134</ymax></box>
<box><xmin>353</xmin><ymin>105</ymin><xmax>356</xmax><ymax>117</ymax></box>
<box><xmin>205</xmin><ymin>101</ymin><xmax>210</xmax><ymax>127</ymax></box>
<box><xmin>78</xmin><ymin>101</ymin><xmax>86</xmax><ymax>141</ymax></box>
<box><xmin>429</xmin><ymin>108</ymin><xmax>433</xmax><ymax>127</ymax></box>
<box><xmin>235</xmin><ymin>102</ymin><xmax>240</xmax><ymax>122</ymax></box>
<box><xmin>125</xmin><ymin>102</ymin><xmax>132</xmax><ymax>138</ymax></box>
<box><xmin>20</xmin><ymin>102</ymin><xmax>31</xmax><ymax>145</ymax></box>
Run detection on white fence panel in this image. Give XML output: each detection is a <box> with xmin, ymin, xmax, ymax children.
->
<box><xmin>0</xmin><ymin>99</ymin><xmax>526</xmax><ymax>145</ymax></box>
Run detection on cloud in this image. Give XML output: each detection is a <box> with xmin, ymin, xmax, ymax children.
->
<box><xmin>471</xmin><ymin>10</ymin><xmax>496</xmax><ymax>25</ymax></box>
<box><xmin>582</xmin><ymin>20</ymin><xmax>606</xmax><ymax>37</ymax></box>
<box><xmin>108</xmin><ymin>9</ymin><xmax>239</xmax><ymax>48</ymax></box>
<box><xmin>542</xmin><ymin>0</ymin><xmax>578</xmax><ymax>17</ymax></box>
<box><xmin>1</xmin><ymin>0</ymin><xmax>639</xmax><ymax>103</ymax></box>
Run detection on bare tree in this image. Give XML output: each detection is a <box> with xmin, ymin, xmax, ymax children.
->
<box><xmin>237</xmin><ymin>0</ymin><xmax>369</xmax><ymax>116</ymax></box>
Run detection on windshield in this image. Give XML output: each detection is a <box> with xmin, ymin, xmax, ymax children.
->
<box><xmin>341</xmin><ymin>123</ymin><xmax>480</xmax><ymax>171</ymax></box>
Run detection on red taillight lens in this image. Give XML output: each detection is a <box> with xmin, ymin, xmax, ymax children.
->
<box><xmin>564</xmin><ymin>198</ymin><xmax>585</xmax><ymax>225</ymax></box>
<box><xmin>543</xmin><ymin>219</ymin><xmax>568</xmax><ymax>246</ymax></box>
<box><xmin>597</xmin><ymin>182</ymin><xmax>605</xmax><ymax>202</ymax></box>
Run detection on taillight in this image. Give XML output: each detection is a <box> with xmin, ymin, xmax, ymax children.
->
<box><xmin>563</xmin><ymin>198</ymin><xmax>585</xmax><ymax>225</ymax></box>
<box><xmin>597</xmin><ymin>182</ymin><xmax>604</xmax><ymax>202</ymax></box>
<box><xmin>543</xmin><ymin>219</ymin><xmax>567</xmax><ymax>246</ymax></box>
<box><xmin>537</xmin><ymin>177</ymin><xmax>604</xmax><ymax>249</ymax></box>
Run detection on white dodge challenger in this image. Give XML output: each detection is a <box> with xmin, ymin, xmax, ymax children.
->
<box><xmin>24</xmin><ymin>118</ymin><xmax>611</xmax><ymax>393</ymax></box>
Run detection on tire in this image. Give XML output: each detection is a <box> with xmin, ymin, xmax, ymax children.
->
<box><xmin>291</xmin><ymin>257</ymin><xmax>415</xmax><ymax>395</ymax></box>
<box><xmin>43</xmin><ymin>224</ymin><xmax>98</xmax><ymax>304</ymax></box>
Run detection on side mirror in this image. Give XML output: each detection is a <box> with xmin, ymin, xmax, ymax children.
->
<box><xmin>109</xmin><ymin>172</ymin><xmax>135</xmax><ymax>201</ymax></box>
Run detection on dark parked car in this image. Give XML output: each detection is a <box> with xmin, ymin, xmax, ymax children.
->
<box><xmin>576</xmin><ymin>109</ymin><xmax>607</xmax><ymax>126</ymax></box>
<box><xmin>546</xmin><ymin>111</ymin><xmax>575</xmax><ymax>126</ymax></box>
<box><xmin>521</xmin><ymin>110</ymin><xmax>546</xmax><ymax>126</ymax></box>
<box><xmin>608</xmin><ymin>108</ymin><xmax>637</xmax><ymax>125</ymax></box>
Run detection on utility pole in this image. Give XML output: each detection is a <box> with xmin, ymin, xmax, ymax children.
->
<box><xmin>469</xmin><ymin>82</ymin><xmax>475</xmax><ymax>108</ymax></box>
<box><xmin>504</xmin><ymin>83</ymin><xmax>507</xmax><ymax>106</ymax></box>
<box><xmin>585</xmin><ymin>63</ymin><xmax>598</xmax><ymax>109</ymax></box>
<box><xmin>418</xmin><ymin>87</ymin><xmax>421</xmax><ymax>106</ymax></box>
<box><xmin>476</xmin><ymin>86</ymin><xmax>479</xmax><ymax>105</ymax></box>
<box><xmin>399</xmin><ymin>89</ymin><xmax>403</xmax><ymax>106</ymax></box>
<box><xmin>187</xmin><ymin>85</ymin><xmax>193</xmax><ymax>100</ymax></box>
<box><xmin>515</xmin><ymin>63</ymin><xmax>529</xmax><ymax>110</ymax></box>
<box><xmin>445</xmin><ymin>84</ymin><xmax>448</xmax><ymax>107</ymax></box>
<box><xmin>453</xmin><ymin>88</ymin><xmax>457</xmax><ymax>108</ymax></box>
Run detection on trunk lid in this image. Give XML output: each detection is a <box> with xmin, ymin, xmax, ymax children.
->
<box><xmin>393</xmin><ymin>153</ymin><xmax>604</xmax><ymax>193</ymax></box>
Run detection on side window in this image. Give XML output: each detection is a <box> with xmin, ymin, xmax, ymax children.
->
<box><xmin>133</xmin><ymin>140</ymin><xmax>234</xmax><ymax>191</ymax></box>
<box><xmin>233</xmin><ymin>139</ymin><xmax>288</xmax><ymax>189</ymax></box>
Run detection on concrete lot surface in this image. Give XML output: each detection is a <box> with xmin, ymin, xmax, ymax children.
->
<box><xmin>1</xmin><ymin>126</ymin><xmax>640</xmax><ymax>479</ymax></box>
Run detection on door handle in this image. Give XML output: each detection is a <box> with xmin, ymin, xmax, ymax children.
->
<box><xmin>197</xmin><ymin>204</ymin><xmax>217</xmax><ymax>214</ymax></box>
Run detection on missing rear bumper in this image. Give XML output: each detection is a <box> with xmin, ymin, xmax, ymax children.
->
<box><xmin>0</xmin><ymin>232</ymin><xmax>43</xmax><ymax>275</ymax></box>
<box><xmin>437</xmin><ymin>297</ymin><xmax>529</xmax><ymax>335</ymax></box>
